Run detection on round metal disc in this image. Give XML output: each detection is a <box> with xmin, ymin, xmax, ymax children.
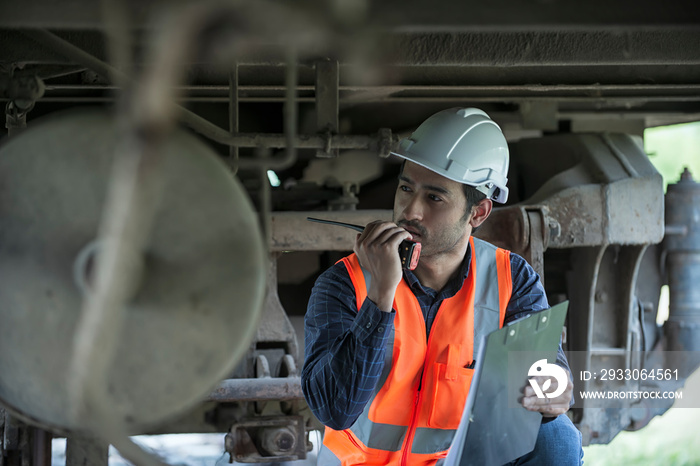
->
<box><xmin>0</xmin><ymin>109</ymin><xmax>266</xmax><ymax>432</ymax></box>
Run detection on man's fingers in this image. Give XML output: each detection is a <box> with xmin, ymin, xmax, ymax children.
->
<box><xmin>356</xmin><ymin>220</ymin><xmax>390</xmax><ymax>242</ymax></box>
<box><xmin>375</xmin><ymin>227</ymin><xmax>413</xmax><ymax>248</ymax></box>
<box><xmin>359</xmin><ymin>222</ymin><xmax>402</xmax><ymax>243</ymax></box>
<box><xmin>357</xmin><ymin>222</ymin><xmax>412</xmax><ymax>251</ymax></box>
<box><xmin>522</xmin><ymin>376</ymin><xmax>557</xmax><ymax>396</ymax></box>
<box><xmin>522</xmin><ymin>395</ymin><xmax>569</xmax><ymax>416</ymax></box>
<box><xmin>521</xmin><ymin>372</ymin><xmax>573</xmax><ymax>417</ymax></box>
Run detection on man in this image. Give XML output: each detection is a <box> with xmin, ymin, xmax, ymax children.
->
<box><xmin>302</xmin><ymin>108</ymin><xmax>583</xmax><ymax>465</ymax></box>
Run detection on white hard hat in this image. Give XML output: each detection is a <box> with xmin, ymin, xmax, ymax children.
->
<box><xmin>390</xmin><ymin>107</ymin><xmax>510</xmax><ymax>203</ymax></box>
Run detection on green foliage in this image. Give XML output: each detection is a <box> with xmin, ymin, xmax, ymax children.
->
<box><xmin>645</xmin><ymin>121</ymin><xmax>700</xmax><ymax>191</ymax></box>
<box><xmin>582</xmin><ymin>406</ymin><xmax>700</xmax><ymax>465</ymax></box>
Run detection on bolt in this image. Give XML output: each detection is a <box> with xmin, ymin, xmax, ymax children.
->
<box><xmin>595</xmin><ymin>290</ymin><xmax>608</xmax><ymax>303</ymax></box>
<box><xmin>548</xmin><ymin>220</ymin><xmax>561</xmax><ymax>239</ymax></box>
<box><xmin>680</xmin><ymin>167</ymin><xmax>694</xmax><ymax>182</ymax></box>
<box><xmin>261</xmin><ymin>427</ymin><xmax>296</xmax><ymax>455</ymax></box>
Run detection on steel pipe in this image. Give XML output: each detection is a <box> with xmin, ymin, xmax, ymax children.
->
<box><xmin>209</xmin><ymin>377</ymin><xmax>304</xmax><ymax>402</ymax></box>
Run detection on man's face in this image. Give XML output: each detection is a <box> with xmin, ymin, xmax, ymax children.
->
<box><xmin>393</xmin><ymin>161</ymin><xmax>472</xmax><ymax>258</ymax></box>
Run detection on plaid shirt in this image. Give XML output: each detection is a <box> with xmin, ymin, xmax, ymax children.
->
<box><xmin>301</xmin><ymin>244</ymin><xmax>570</xmax><ymax>431</ymax></box>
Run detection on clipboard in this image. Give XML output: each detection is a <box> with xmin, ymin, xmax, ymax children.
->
<box><xmin>445</xmin><ymin>301</ymin><xmax>569</xmax><ymax>466</ymax></box>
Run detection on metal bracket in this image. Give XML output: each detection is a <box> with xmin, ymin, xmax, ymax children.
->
<box><xmin>523</xmin><ymin>207</ymin><xmax>551</xmax><ymax>282</ymax></box>
<box><xmin>5</xmin><ymin>101</ymin><xmax>33</xmax><ymax>137</ymax></box>
<box><xmin>226</xmin><ymin>415</ymin><xmax>306</xmax><ymax>463</ymax></box>
<box><xmin>315</xmin><ymin>59</ymin><xmax>339</xmax><ymax>158</ymax></box>
<box><xmin>377</xmin><ymin>128</ymin><xmax>394</xmax><ymax>158</ymax></box>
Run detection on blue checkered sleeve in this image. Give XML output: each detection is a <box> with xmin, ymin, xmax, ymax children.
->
<box><xmin>301</xmin><ymin>260</ymin><xmax>395</xmax><ymax>431</ymax></box>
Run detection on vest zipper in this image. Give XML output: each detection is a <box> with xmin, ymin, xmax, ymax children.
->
<box><xmin>343</xmin><ymin>430</ymin><xmax>364</xmax><ymax>451</ymax></box>
<box><xmin>402</xmin><ymin>315</ymin><xmax>438</xmax><ymax>466</ymax></box>
<box><xmin>402</xmin><ymin>289</ymin><xmax>455</xmax><ymax>465</ymax></box>
<box><xmin>401</xmin><ymin>378</ymin><xmax>423</xmax><ymax>466</ymax></box>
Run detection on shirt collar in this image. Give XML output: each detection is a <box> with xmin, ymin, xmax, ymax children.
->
<box><xmin>402</xmin><ymin>241</ymin><xmax>473</xmax><ymax>296</ymax></box>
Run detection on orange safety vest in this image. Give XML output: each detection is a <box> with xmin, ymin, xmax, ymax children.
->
<box><xmin>318</xmin><ymin>237</ymin><xmax>513</xmax><ymax>466</ymax></box>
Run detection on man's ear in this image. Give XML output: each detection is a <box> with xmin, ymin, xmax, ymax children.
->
<box><xmin>469</xmin><ymin>199</ymin><xmax>493</xmax><ymax>228</ymax></box>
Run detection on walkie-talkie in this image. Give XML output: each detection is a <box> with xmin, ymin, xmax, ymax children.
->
<box><xmin>307</xmin><ymin>217</ymin><xmax>421</xmax><ymax>270</ymax></box>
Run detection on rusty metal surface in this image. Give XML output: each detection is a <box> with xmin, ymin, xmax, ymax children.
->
<box><xmin>513</xmin><ymin>133</ymin><xmax>665</xmax><ymax>247</ymax></box>
<box><xmin>474</xmin><ymin>206</ymin><xmax>529</xmax><ymax>257</ymax></box>
<box><xmin>541</xmin><ymin>180</ymin><xmax>661</xmax><ymax>248</ymax></box>
<box><xmin>209</xmin><ymin>378</ymin><xmax>304</xmax><ymax>403</ymax></box>
<box><xmin>524</xmin><ymin>209</ymin><xmax>546</xmax><ymax>281</ymax></box>
<box><xmin>566</xmin><ymin>244</ymin><xmax>649</xmax><ymax>445</ymax></box>
<box><xmin>476</xmin><ymin>206</ymin><xmax>551</xmax><ymax>282</ymax></box>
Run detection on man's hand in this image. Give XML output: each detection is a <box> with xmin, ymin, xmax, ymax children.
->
<box><xmin>354</xmin><ymin>221</ymin><xmax>413</xmax><ymax>312</ymax></box>
<box><xmin>521</xmin><ymin>370</ymin><xmax>574</xmax><ymax>417</ymax></box>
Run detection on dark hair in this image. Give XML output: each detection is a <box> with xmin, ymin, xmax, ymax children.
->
<box><xmin>462</xmin><ymin>184</ymin><xmax>487</xmax><ymax>217</ymax></box>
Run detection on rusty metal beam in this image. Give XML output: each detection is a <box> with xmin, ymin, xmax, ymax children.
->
<box><xmin>269</xmin><ymin>208</ymin><xmax>534</xmax><ymax>253</ymax></box>
<box><xmin>270</xmin><ymin>208</ymin><xmax>542</xmax><ymax>263</ymax></box>
<box><xmin>270</xmin><ymin>175</ymin><xmax>663</xmax><ymax>255</ymax></box>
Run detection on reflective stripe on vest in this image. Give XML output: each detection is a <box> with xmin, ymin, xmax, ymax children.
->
<box><xmin>321</xmin><ymin>237</ymin><xmax>512</xmax><ymax>466</ymax></box>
